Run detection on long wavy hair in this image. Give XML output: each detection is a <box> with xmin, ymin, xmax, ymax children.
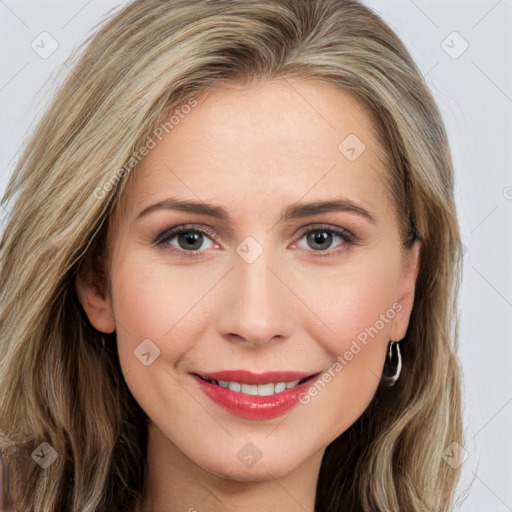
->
<box><xmin>0</xmin><ymin>1</ymin><xmax>464</xmax><ymax>510</ymax></box>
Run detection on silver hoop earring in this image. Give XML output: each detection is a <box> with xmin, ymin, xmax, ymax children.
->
<box><xmin>380</xmin><ymin>340</ymin><xmax>402</xmax><ymax>387</ymax></box>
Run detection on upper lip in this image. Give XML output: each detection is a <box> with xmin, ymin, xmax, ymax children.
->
<box><xmin>193</xmin><ymin>370</ymin><xmax>320</xmax><ymax>384</ymax></box>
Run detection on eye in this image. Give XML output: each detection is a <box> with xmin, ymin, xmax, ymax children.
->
<box><xmin>293</xmin><ymin>225</ymin><xmax>355</xmax><ymax>257</ymax></box>
<box><xmin>153</xmin><ymin>224</ymin><xmax>217</xmax><ymax>255</ymax></box>
<box><xmin>153</xmin><ymin>223</ymin><xmax>356</xmax><ymax>259</ymax></box>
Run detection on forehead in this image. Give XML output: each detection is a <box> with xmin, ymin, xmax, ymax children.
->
<box><xmin>122</xmin><ymin>79</ymin><xmax>390</xmax><ymax>221</ymax></box>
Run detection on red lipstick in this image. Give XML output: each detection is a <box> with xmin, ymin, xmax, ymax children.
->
<box><xmin>192</xmin><ymin>370</ymin><xmax>319</xmax><ymax>421</ymax></box>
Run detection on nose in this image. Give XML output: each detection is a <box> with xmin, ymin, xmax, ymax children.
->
<box><xmin>215</xmin><ymin>246</ymin><xmax>295</xmax><ymax>347</ymax></box>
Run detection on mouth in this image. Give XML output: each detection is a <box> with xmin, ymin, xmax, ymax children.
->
<box><xmin>193</xmin><ymin>373</ymin><xmax>317</xmax><ymax>396</ymax></box>
<box><xmin>191</xmin><ymin>370</ymin><xmax>321</xmax><ymax>420</ymax></box>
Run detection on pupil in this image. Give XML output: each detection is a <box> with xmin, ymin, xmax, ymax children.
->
<box><xmin>176</xmin><ymin>231</ymin><xmax>334</xmax><ymax>251</ymax></box>
<box><xmin>308</xmin><ymin>231</ymin><xmax>332</xmax><ymax>250</ymax></box>
<box><xmin>178</xmin><ymin>232</ymin><xmax>202</xmax><ymax>250</ymax></box>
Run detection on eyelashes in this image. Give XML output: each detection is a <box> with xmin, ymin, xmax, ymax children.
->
<box><xmin>292</xmin><ymin>225</ymin><xmax>355</xmax><ymax>257</ymax></box>
<box><xmin>152</xmin><ymin>223</ymin><xmax>357</xmax><ymax>259</ymax></box>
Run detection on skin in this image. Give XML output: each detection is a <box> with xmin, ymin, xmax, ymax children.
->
<box><xmin>76</xmin><ymin>78</ymin><xmax>421</xmax><ymax>512</ymax></box>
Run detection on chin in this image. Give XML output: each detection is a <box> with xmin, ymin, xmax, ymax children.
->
<box><xmin>198</xmin><ymin>453</ymin><xmax>304</xmax><ymax>482</ymax></box>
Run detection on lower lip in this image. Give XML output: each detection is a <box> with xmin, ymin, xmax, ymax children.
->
<box><xmin>193</xmin><ymin>375</ymin><xmax>316</xmax><ymax>420</ymax></box>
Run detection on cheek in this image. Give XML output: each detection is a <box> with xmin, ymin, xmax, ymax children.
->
<box><xmin>111</xmin><ymin>253</ymin><xmax>207</xmax><ymax>340</ymax></box>
<box><xmin>109</xmin><ymin>253</ymin><xmax>226</xmax><ymax>386</ymax></box>
<box><xmin>294</xmin><ymin>254</ymin><xmax>399</xmax><ymax>358</ymax></box>
<box><xmin>294</xmin><ymin>269</ymin><xmax>398</xmax><ymax>438</ymax></box>
<box><xmin>109</xmin><ymin>256</ymin><xmax>184</xmax><ymax>375</ymax></box>
<box><xmin>109</xmin><ymin>256</ymin><xmax>208</xmax><ymax>425</ymax></box>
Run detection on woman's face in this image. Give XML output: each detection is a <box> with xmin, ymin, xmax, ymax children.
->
<box><xmin>79</xmin><ymin>79</ymin><xmax>420</xmax><ymax>481</ymax></box>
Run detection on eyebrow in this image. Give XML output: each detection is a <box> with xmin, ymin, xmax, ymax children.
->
<box><xmin>136</xmin><ymin>196</ymin><xmax>376</xmax><ymax>225</ymax></box>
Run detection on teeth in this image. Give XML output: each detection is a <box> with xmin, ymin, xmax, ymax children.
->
<box><xmin>228</xmin><ymin>381</ymin><xmax>241</xmax><ymax>392</ymax></box>
<box><xmin>206</xmin><ymin>378</ymin><xmax>305</xmax><ymax>396</ymax></box>
<box><xmin>274</xmin><ymin>382</ymin><xmax>287</xmax><ymax>393</ymax></box>
<box><xmin>257</xmin><ymin>383</ymin><xmax>275</xmax><ymax>396</ymax></box>
<box><xmin>241</xmin><ymin>383</ymin><xmax>258</xmax><ymax>395</ymax></box>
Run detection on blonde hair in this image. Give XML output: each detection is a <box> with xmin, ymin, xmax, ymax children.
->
<box><xmin>0</xmin><ymin>1</ymin><xmax>464</xmax><ymax>510</ymax></box>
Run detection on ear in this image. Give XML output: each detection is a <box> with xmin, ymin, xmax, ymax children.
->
<box><xmin>390</xmin><ymin>240</ymin><xmax>421</xmax><ymax>341</ymax></box>
<box><xmin>75</xmin><ymin>264</ymin><xmax>116</xmax><ymax>334</ymax></box>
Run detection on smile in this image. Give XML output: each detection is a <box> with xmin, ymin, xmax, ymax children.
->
<box><xmin>192</xmin><ymin>370</ymin><xmax>320</xmax><ymax>420</ymax></box>
<box><xmin>198</xmin><ymin>376</ymin><xmax>308</xmax><ymax>396</ymax></box>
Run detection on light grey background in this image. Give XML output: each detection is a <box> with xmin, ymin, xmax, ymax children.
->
<box><xmin>1</xmin><ymin>1</ymin><xmax>511</xmax><ymax>510</ymax></box>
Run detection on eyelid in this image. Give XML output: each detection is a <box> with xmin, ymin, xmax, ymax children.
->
<box><xmin>295</xmin><ymin>223</ymin><xmax>354</xmax><ymax>241</ymax></box>
<box><xmin>292</xmin><ymin>223</ymin><xmax>356</xmax><ymax>258</ymax></box>
<box><xmin>152</xmin><ymin>222</ymin><xmax>357</xmax><ymax>257</ymax></box>
<box><xmin>152</xmin><ymin>223</ymin><xmax>218</xmax><ymax>246</ymax></box>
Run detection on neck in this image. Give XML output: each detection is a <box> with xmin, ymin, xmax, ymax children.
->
<box><xmin>137</xmin><ymin>423</ymin><xmax>323</xmax><ymax>512</ymax></box>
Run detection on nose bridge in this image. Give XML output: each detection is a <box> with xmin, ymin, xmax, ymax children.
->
<box><xmin>216</xmin><ymin>235</ymin><xmax>294</xmax><ymax>346</ymax></box>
